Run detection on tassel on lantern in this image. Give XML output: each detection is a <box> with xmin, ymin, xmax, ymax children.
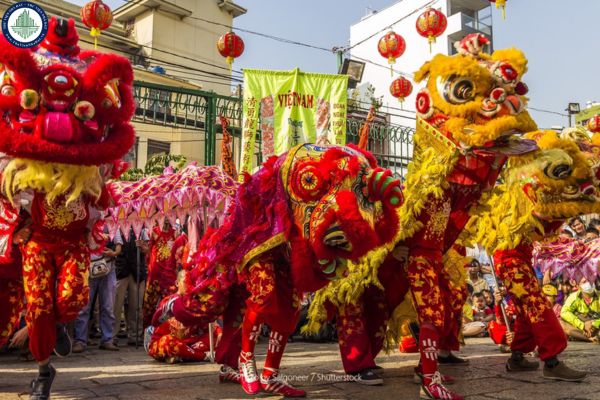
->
<box><xmin>490</xmin><ymin>0</ymin><xmax>507</xmax><ymax>20</ymax></box>
<box><xmin>497</xmin><ymin>0</ymin><xmax>507</xmax><ymax>19</ymax></box>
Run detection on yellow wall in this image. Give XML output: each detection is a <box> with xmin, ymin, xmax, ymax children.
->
<box><xmin>130</xmin><ymin>0</ymin><xmax>236</xmax><ymax>96</ymax></box>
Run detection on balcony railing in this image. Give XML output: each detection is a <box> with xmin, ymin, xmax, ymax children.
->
<box><xmin>447</xmin><ymin>12</ymin><xmax>492</xmax><ymax>39</ymax></box>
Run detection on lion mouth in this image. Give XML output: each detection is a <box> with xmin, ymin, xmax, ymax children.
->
<box><xmin>476</xmin><ymin>133</ymin><xmax>538</xmax><ymax>155</ymax></box>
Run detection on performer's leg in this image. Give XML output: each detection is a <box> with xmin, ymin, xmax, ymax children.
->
<box><xmin>238</xmin><ymin>308</ymin><xmax>262</xmax><ymax>394</ymax></box>
<box><xmin>506</xmin><ymin>314</ymin><xmax>539</xmax><ymax>371</ymax></box>
<box><xmin>336</xmin><ymin>299</ymin><xmax>379</xmax><ymax>375</ymax></box>
<box><xmin>438</xmin><ymin>269</ymin><xmax>466</xmax><ymax>358</ymax></box>
<box><xmin>142</xmin><ymin>279</ymin><xmax>161</xmax><ymax>328</ymax></box>
<box><xmin>495</xmin><ymin>252</ymin><xmax>584</xmax><ymax>381</ymax></box>
<box><xmin>21</xmin><ymin>240</ymin><xmax>58</xmax><ymax>399</ymax></box>
<box><xmin>241</xmin><ymin>254</ymin><xmax>305</xmax><ymax>397</ymax></box>
<box><xmin>216</xmin><ymin>285</ymin><xmax>245</xmax><ymax>384</ymax></box>
<box><xmin>54</xmin><ymin>242</ymin><xmax>90</xmax><ymax>323</ymax></box>
<box><xmin>21</xmin><ymin>240</ymin><xmax>56</xmax><ymax>363</ymax></box>
<box><xmin>0</xmin><ymin>277</ymin><xmax>24</xmax><ymax>348</ymax></box>
<box><xmin>364</xmin><ymin>287</ymin><xmax>389</xmax><ymax>363</ymax></box>
<box><xmin>407</xmin><ymin>248</ymin><xmax>463</xmax><ymax>400</ymax></box>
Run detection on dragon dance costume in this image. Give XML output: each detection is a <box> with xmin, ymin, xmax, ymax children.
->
<box><xmin>0</xmin><ymin>17</ymin><xmax>135</xmax><ymax>399</ymax></box>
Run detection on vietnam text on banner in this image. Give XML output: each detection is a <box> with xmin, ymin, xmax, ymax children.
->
<box><xmin>239</xmin><ymin>68</ymin><xmax>348</xmax><ymax>178</ymax></box>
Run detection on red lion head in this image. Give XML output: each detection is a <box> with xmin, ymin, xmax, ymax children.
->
<box><xmin>0</xmin><ymin>17</ymin><xmax>134</xmax><ymax>165</ymax></box>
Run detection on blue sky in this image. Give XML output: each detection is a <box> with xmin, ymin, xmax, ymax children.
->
<box><xmin>81</xmin><ymin>0</ymin><xmax>598</xmax><ymax>128</ymax></box>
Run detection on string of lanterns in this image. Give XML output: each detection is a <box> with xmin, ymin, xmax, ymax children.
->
<box><xmin>77</xmin><ymin>1</ymin><xmax>506</xmax><ymax>116</ymax></box>
<box><xmin>379</xmin><ymin>7</ymin><xmax>447</xmax><ymax>104</ymax></box>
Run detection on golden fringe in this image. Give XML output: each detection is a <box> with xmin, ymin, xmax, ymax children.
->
<box><xmin>2</xmin><ymin>158</ymin><xmax>103</xmax><ymax>205</ymax></box>
<box><xmin>305</xmin><ymin>120</ymin><xmax>460</xmax><ymax>334</ymax></box>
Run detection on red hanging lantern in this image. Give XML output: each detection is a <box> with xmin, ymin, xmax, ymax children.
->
<box><xmin>588</xmin><ymin>115</ymin><xmax>600</xmax><ymax>133</ymax></box>
<box><xmin>489</xmin><ymin>0</ymin><xmax>507</xmax><ymax>20</ymax></box>
<box><xmin>377</xmin><ymin>31</ymin><xmax>406</xmax><ymax>77</ymax></box>
<box><xmin>390</xmin><ymin>76</ymin><xmax>413</xmax><ymax>105</ymax></box>
<box><xmin>80</xmin><ymin>0</ymin><xmax>113</xmax><ymax>49</ymax></box>
<box><xmin>217</xmin><ymin>31</ymin><xmax>244</xmax><ymax>70</ymax></box>
<box><xmin>416</xmin><ymin>8</ymin><xmax>447</xmax><ymax>53</ymax></box>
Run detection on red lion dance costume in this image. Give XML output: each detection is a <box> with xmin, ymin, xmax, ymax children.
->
<box><xmin>151</xmin><ymin>143</ymin><xmax>403</xmax><ymax>397</ymax></box>
<box><xmin>0</xmin><ymin>18</ymin><xmax>134</xmax><ymax>400</ymax></box>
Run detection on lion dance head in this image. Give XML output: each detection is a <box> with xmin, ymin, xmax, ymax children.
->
<box><xmin>198</xmin><ymin>144</ymin><xmax>403</xmax><ymax>292</ymax></box>
<box><xmin>414</xmin><ymin>33</ymin><xmax>537</xmax><ymax>150</ymax></box>
<box><xmin>0</xmin><ymin>17</ymin><xmax>134</xmax><ymax>203</ymax></box>
<box><xmin>505</xmin><ymin>130</ymin><xmax>600</xmax><ymax>221</ymax></box>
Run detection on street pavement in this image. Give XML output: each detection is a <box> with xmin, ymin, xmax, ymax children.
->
<box><xmin>0</xmin><ymin>338</ymin><xmax>598</xmax><ymax>399</ymax></box>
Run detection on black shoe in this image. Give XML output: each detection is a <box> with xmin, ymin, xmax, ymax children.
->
<box><xmin>438</xmin><ymin>353</ymin><xmax>469</xmax><ymax>365</ymax></box>
<box><xmin>30</xmin><ymin>364</ymin><xmax>56</xmax><ymax>400</ymax></box>
<box><xmin>53</xmin><ymin>324</ymin><xmax>72</xmax><ymax>357</ymax></box>
<box><xmin>352</xmin><ymin>369</ymin><xmax>383</xmax><ymax>386</ymax></box>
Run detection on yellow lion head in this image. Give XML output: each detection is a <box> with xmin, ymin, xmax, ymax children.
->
<box><xmin>506</xmin><ymin>130</ymin><xmax>600</xmax><ymax>220</ymax></box>
<box><xmin>414</xmin><ymin>34</ymin><xmax>537</xmax><ymax>149</ymax></box>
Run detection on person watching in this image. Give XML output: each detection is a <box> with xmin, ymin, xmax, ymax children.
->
<box><xmin>560</xmin><ymin>277</ymin><xmax>600</xmax><ymax>342</ymax></box>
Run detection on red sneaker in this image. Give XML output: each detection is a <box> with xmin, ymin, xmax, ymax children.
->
<box><xmin>413</xmin><ymin>367</ymin><xmax>455</xmax><ymax>384</ymax></box>
<box><xmin>260</xmin><ymin>374</ymin><xmax>306</xmax><ymax>397</ymax></box>
<box><xmin>239</xmin><ymin>354</ymin><xmax>261</xmax><ymax>394</ymax></box>
<box><xmin>218</xmin><ymin>365</ymin><xmax>241</xmax><ymax>384</ymax></box>
<box><xmin>420</xmin><ymin>372</ymin><xmax>464</xmax><ymax>400</ymax></box>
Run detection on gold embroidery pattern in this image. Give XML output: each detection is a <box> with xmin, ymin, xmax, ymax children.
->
<box><xmin>43</xmin><ymin>198</ymin><xmax>87</xmax><ymax>230</ymax></box>
<box><xmin>423</xmin><ymin>199</ymin><xmax>451</xmax><ymax>241</ymax></box>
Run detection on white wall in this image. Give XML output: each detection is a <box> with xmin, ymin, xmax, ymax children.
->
<box><xmin>350</xmin><ymin>0</ymin><xmax>482</xmax><ymax>127</ymax></box>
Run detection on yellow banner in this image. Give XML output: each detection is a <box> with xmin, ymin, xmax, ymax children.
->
<box><xmin>239</xmin><ymin>68</ymin><xmax>348</xmax><ymax>178</ymax></box>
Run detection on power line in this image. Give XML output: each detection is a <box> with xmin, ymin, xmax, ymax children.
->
<box><xmin>77</xmin><ymin>38</ymin><xmax>243</xmax><ymax>87</ymax></box>
<box><xmin>528</xmin><ymin>106</ymin><xmax>568</xmax><ymax>117</ymax></box>
<box><xmin>121</xmin><ymin>0</ymin><xmax>333</xmax><ymax>54</ymax></box>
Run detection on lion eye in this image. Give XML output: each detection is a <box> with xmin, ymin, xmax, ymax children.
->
<box><xmin>544</xmin><ymin>163</ymin><xmax>572</xmax><ymax>179</ymax></box>
<box><xmin>439</xmin><ymin>75</ymin><xmax>475</xmax><ymax>104</ymax></box>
